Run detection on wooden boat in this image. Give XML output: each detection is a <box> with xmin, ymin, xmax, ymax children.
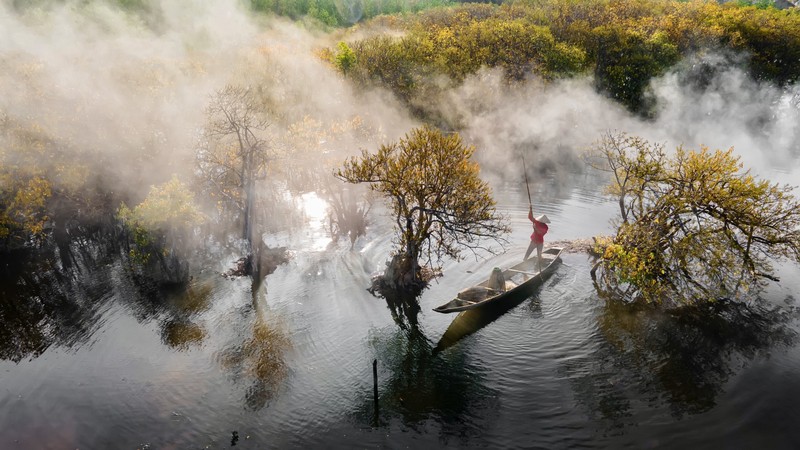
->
<box><xmin>433</xmin><ymin>247</ymin><xmax>564</xmax><ymax>313</ymax></box>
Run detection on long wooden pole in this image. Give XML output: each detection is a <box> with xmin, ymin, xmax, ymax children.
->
<box><xmin>373</xmin><ymin>359</ymin><xmax>379</xmax><ymax>425</ymax></box>
<box><xmin>521</xmin><ymin>152</ymin><xmax>532</xmax><ymax>207</ymax></box>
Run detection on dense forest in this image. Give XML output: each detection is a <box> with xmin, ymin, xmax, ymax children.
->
<box><xmin>331</xmin><ymin>0</ymin><xmax>800</xmax><ymax>117</ymax></box>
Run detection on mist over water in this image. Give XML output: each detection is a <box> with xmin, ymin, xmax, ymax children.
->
<box><xmin>653</xmin><ymin>54</ymin><xmax>800</xmax><ymax>181</ymax></box>
<box><xmin>0</xmin><ymin>0</ymin><xmax>414</xmax><ymax>203</ymax></box>
<box><xmin>1</xmin><ymin>0</ymin><xmax>246</xmax><ymax>197</ymax></box>
<box><xmin>2</xmin><ymin>0</ymin><xmax>798</xmax><ymax>201</ymax></box>
<box><xmin>449</xmin><ymin>60</ymin><xmax>799</xmax><ymax>188</ymax></box>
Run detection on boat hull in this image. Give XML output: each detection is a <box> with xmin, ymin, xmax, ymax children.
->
<box><xmin>433</xmin><ymin>247</ymin><xmax>563</xmax><ymax>314</ymax></box>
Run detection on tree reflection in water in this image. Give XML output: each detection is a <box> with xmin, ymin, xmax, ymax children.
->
<box><xmin>562</xmin><ymin>298</ymin><xmax>799</xmax><ymax>432</ymax></box>
<box><xmin>0</xmin><ymin>248</ymin><xmax>110</xmax><ymax>362</ymax></box>
<box><xmin>0</xmin><ymin>239</ymin><xmax>218</xmax><ymax>362</ymax></box>
<box><xmin>157</xmin><ymin>280</ymin><xmax>213</xmax><ymax>350</ymax></box>
<box><xmin>217</xmin><ymin>313</ymin><xmax>291</xmax><ymax>411</ymax></box>
<box><xmin>1</xmin><ymin>231</ymin><xmax>294</xmax><ymax>412</ymax></box>
<box><xmin>380</xmin><ymin>287</ymin><xmax>422</xmax><ymax>331</ymax></box>
<box><xmin>154</xmin><ymin>275</ymin><xmax>292</xmax><ymax>411</ymax></box>
<box><xmin>161</xmin><ymin>319</ymin><xmax>206</xmax><ymax>350</ymax></box>
<box><xmin>352</xmin><ymin>290</ymin><xmax>498</xmax><ymax>442</ymax></box>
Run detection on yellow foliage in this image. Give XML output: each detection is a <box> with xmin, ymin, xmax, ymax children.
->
<box><xmin>588</xmin><ymin>132</ymin><xmax>800</xmax><ymax>304</ymax></box>
<box><xmin>118</xmin><ymin>176</ymin><xmax>204</xmax><ymax>233</ymax></box>
<box><xmin>343</xmin><ymin>0</ymin><xmax>800</xmax><ymax>114</ymax></box>
<box><xmin>117</xmin><ymin>176</ymin><xmax>203</xmax><ymax>263</ymax></box>
<box><xmin>0</xmin><ymin>176</ymin><xmax>51</xmax><ymax>240</ymax></box>
<box><xmin>337</xmin><ymin>125</ymin><xmax>509</xmax><ymax>266</ymax></box>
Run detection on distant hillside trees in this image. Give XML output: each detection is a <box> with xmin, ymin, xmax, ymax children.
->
<box><xmin>249</xmin><ymin>0</ymin><xmax>457</xmax><ymax>26</ymax></box>
<box><xmin>332</xmin><ymin>0</ymin><xmax>800</xmax><ymax>115</ymax></box>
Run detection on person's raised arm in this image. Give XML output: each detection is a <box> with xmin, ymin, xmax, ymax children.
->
<box><xmin>528</xmin><ymin>205</ymin><xmax>534</xmax><ymax>223</ymax></box>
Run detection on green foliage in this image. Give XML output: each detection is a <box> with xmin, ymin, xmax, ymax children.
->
<box><xmin>586</xmin><ymin>132</ymin><xmax>800</xmax><ymax>304</ymax></box>
<box><xmin>348</xmin><ymin>35</ymin><xmax>424</xmax><ymax>103</ymax></box>
<box><xmin>118</xmin><ymin>176</ymin><xmax>203</xmax><ymax>264</ymax></box>
<box><xmin>593</xmin><ymin>25</ymin><xmax>679</xmax><ymax>114</ymax></box>
<box><xmin>339</xmin><ymin>0</ymin><xmax>800</xmax><ymax>114</ymax></box>
<box><xmin>248</xmin><ymin>0</ymin><xmax>455</xmax><ymax>26</ymax></box>
<box><xmin>336</xmin><ymin>126</ymin><xmax>509</xmax><ymax>282</ymax></box>
<box><xmin>345</xmin><ymin>4</ymin><xmax>588</xmax><ymax>95</ymax></box>
<box><xmin>429</xmin><ymin>16</ymin><xmax>588</xmax><ymax>82</ymax></box>
<box><xmin>251</xmin><ymin>0</ymin><xmax>341</xmax><ymax>25</ymax></box>
<box><xmin>1</xmin><ymin>123</ymin><xmax>51</xmax><ymax>245</ymax></box>
<box><xmin>333</xmin><ymin>41</ymin><xmax>357</xmax><ymax>74</ymax></box>
<box><xmin>114</xmin><ymin>0</ymin><xmax>153</xmax><ymax>11</ymax></box>
<box><xmin>715</xmin><ymin>5</ymin><xmax>800</xmax><ymax>84</ymax></box>
<box><xmin>737</xmin><ymin>0</ymin><xmax>776</xmax><ymax>9</ymax></box>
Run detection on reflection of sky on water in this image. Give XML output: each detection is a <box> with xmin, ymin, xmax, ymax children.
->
<box><xmin>491</xmin><ymin>170</ymin><xmax>617</xmax><ymax>249</ymax></box>
<box><xmin>267</xmin><ymin>191</ymin><xmax>333</xmax><ymax>253</ymax></box>
<box><xmin>299</xmin><ymin>191</ymin><xmax>333</xmax><ymax>252</ymax></box>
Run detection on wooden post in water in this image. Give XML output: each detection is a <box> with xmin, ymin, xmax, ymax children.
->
<box><xmin>372</xmin><ymin>359</ymin><xmax>379</xmax><ymax>425</ymax></box>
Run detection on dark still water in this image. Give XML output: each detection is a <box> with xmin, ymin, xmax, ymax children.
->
<box><xmin>2</xmin><ymin>178</ymin><xmax>800</xmax><ymax>449</ymax></box>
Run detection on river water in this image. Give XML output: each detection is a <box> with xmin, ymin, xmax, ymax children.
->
<box><xmin>2</xmin><ymin>174</ymin><xmax>800</xmax><ymax>449</ymax></box>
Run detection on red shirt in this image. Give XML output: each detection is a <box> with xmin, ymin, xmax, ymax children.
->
<box><xmin>528</xmin><ymin>210</ymin><xmax>548</xmax><ymax>244</ymax></box>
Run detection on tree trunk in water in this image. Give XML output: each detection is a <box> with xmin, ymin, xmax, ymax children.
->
<box><xmin>402</xmin><ymin>216</ymin><xmax>421</xmax><ymax>287</ymax></box>
<box><xmin>382</xmin><ymin>252</ymin><xmax>421</xmax><ymax>292</ymax></box>
<box><xmin>242</xmin><ymin>175</ymin><xmax>259</xmax><ymax>278</ymax></box>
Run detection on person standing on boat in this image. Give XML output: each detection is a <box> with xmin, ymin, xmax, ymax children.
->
<box><xmin>524</xmin><ymin>205</ymin><xmax>550</xmax><ymax>270</ymax></box>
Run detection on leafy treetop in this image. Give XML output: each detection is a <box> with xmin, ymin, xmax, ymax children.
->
<box><xmin>336</xmin><ymin>125</ymin><xmax>509</xmax><ymax>277</ymax></box>
<box><xmin>586</xmin><ymin>132</ymin><xmax>800</xmax><ymax>304</ymax></box>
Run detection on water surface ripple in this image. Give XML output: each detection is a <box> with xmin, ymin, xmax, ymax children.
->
<box><xmin>1</xmin><ymin>183</ymin><xmax>800</xmax><ymax>449</ymax></box>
